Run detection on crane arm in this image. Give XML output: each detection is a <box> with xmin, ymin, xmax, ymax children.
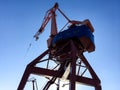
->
<box><xmin>34</xmin><ymin>3</ymin><xmax>58</xmax><ymax>40</ymax></box>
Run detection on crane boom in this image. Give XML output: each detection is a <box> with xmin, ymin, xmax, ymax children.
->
<box><xmin>33</xmin><ymin>3</ymin><xmax>72</xmax><ymax>40</ymax></box>
<box><xmin>34</xmin><ymin>3</ymin><xmax>59</xmax><ymax>40</ymax></box>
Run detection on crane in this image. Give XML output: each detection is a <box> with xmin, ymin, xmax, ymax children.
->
<box><xmin>17</xmin><ymin>2</ymin><xmax>101</xmax><ymax>90</ymax></box>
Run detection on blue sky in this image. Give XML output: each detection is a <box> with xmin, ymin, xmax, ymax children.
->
<box><xmin>0</xmin><ymin>0</ymin><xmax>120</xmax><ymax>90</ymax></box>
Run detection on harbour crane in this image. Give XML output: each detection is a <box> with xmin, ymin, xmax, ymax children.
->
<box><xmin>17</xmin><ymin>2</ymin><xmax>101</xmax><ymax>90</ymax></box>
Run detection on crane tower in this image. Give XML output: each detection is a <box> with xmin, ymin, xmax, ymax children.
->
<box><xmin>17</xmin><ymin>3</ymin><xmax>101</xmax><ymax>90</ymax></box>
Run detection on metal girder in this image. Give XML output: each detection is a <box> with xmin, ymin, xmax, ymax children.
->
<box><xmin>79</xmin><ymin>53</ymin><xmax>100</xmax><ymax>80</ymax></box>
<box><xmin>18</xmin><ymin>65</ymin><xmax>100</xmax><ymax>90</ymax></box>
<box><xmin>17</xmin><ymin>40</ymin><xmax>101</xmax><ymax>90</ymax></box>
<box><xmin>17</xmin><ymin>49</ymin><xmax>49</xmax><ymax>90</ymax></box>
<box><xmin>74</xmin><ymin>76</ymin><xmax>100</xmax><ymax>86</ymax></box>
<box><xmin>31</xmin><ymin>67</ymin><xmax>100</xmax><ymax>87</ymax></box>
<box><xmin>17</xmin><ymin>66</ymin><xmax>31</xmax><ymax>90</ymax></box>
<box><xmin>69</xmin><ymin>40</ymin><xmax>77</xmax><ymax>90</ymax></box>
<box><xmin>79</xmin><ymin>53</ymin><xmax>101</xmax><ymax>89</ymax></box>
<box><xmin>30</xmin><ymin>67</ymin><xmax>62</xmax><ymax>77</ymax></box>
<box><xmin>29</xmin><ymin>49</ymin><xmax>49</xmax><ymax>66</ymax></box>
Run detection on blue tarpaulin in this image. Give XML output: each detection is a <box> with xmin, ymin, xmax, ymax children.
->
<box><xmin>52</xmin><ymin>25</ymin><xmax>94</xmax><ymax>46</ymax></box>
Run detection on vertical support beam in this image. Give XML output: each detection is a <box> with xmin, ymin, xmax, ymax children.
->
<box><xmin>69</xmin><ymin>57</ymin><xmax>76</xmax><ymax>90</ymax></box>
<box><xmin>69</xmin><ymin>41</ymin><xmax>78</xmax><ymax>90</ymax></box>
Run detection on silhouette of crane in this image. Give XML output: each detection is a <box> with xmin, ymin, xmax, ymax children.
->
<box><xmin>17</xmin><ymin>3</ymin><xmax>101</xmax><ymax>90</ymax></box>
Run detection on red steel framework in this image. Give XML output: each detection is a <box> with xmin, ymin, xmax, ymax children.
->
<box><xmin>17</xmin><ymin>3</ymin><xmax>101</xmax><ymax>90</ymax></box>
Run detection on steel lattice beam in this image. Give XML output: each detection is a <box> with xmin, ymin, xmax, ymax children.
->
<box><xmin>17</xmin><ymin>40</ymin><xmax>101</xmax><ymax>90</ymax></box>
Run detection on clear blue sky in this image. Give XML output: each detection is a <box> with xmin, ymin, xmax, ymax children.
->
<box><xmin>0</xmin><ymin>0</ymin><xmax>120</xmax><ymax>90</ymax></box>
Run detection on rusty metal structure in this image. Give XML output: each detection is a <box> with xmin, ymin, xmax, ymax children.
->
<box><xmin>17</xmin><ymin>3</ymin><xmax>101</xmax><ymax>90</ymax></box>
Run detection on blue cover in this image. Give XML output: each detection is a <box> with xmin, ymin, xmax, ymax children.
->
<box><xmin>52</xmin><ymin>25</ymin><xmax>94</xmax><ymax>46</ymax></box>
